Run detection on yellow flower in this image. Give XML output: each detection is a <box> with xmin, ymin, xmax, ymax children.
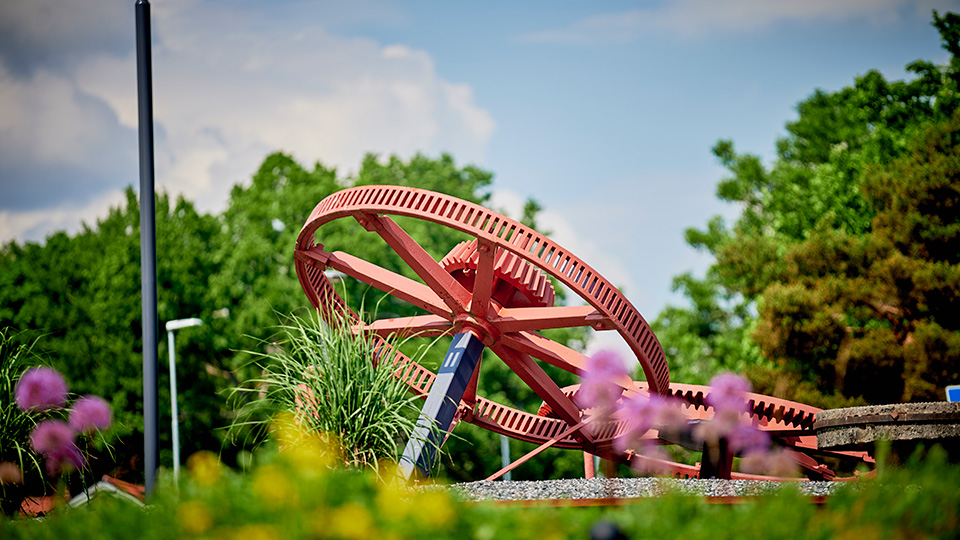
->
<box><xmin>323</xmin><ymin>503</ymin><xmax>375</xmax><ymax>539</ymax></box>
<box><xmin>223</xmin><ymin>525</ymin><xmax>279</xmax><ymax>540</ymax></box>
<box><xmin>375</xmin><ymin>481</ymin><xmax>412</xmax><ymax>522</ymax></box>
<box><xmin>179</xmin><ymin>500</ymin><xmax>213</xmax><ymax>534</ymax></box>
<box><xmin>412</xmin><ymin>490</ymin><xmax>454</xmax><ymax>528</ymax></box>
<box><xmin>283</xmin><ymin>438</ymin><xmax>336</xmax><ymax>477</ymax></box>
<box><xmin>253</xmin><ymin>465</ymin><xmax>297</xmax><ymax>508</ymax></box>
<box><xmin>272</xmin><ymin>412</ymin><xmax>338</xmax><ymax>475</ymax></box>
<box><xmin>187</xmin><ymin>451</ymin><xmax>222</xmax><ymax>486</ymax></box>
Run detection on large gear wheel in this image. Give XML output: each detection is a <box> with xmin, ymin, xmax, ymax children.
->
<box><xmin>295</xmin><ymin>185</ymin><xmax>667</xmax><ymax>458</ymax></box>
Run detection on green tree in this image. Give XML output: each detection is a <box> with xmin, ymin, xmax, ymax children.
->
<box><xmin>0</xmin><ymin>189</ymin><xmax>224</xmax><ymax>479</ymax></box>
<box><xmin>655</xmin><ymin>11</ymin><xmax>960</xmax><ymax>406</ymax></box>
<box><xmin>754</xmin><ymin>114</ymin><xmax>960</xmax><ymax>404</ymax></box>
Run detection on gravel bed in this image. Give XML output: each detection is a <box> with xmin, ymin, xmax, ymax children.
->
<box><xmin>439</xmin><ymin>478</ymin><xmax>844</xmax><ymax>502</ymax></box>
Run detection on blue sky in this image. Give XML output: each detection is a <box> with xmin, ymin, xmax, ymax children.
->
<box><xmin>0</xmin><ymin>0</ymin><xmax>955</xmax><ymax>341</ymax></box>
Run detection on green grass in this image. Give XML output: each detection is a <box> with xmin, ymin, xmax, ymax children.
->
<box><xmin>0</xmin><ymin>329</ymin><xmax>45</xmax><ymax>516</ymax></box>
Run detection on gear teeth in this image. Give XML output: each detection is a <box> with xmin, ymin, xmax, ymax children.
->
<box><xmin>441</xmin><ymin>240</ymin><xmax>556</xmax><ymax>308</ymax></box>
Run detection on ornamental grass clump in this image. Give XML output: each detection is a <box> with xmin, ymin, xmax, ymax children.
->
<box><xmin>234</xmin><ymin>310</ymin><xmax>426</xmax><ymax>473</ymax></box>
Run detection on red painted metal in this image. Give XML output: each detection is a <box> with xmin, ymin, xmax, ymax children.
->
<box><xmin>295</xmin><ymin>186</ymin><xmax>668</xmax><ymax>453</ymax></box>
<box><xmin>295</xmin><ymin>185</ymin><xmax>669</xmax><ymax>394</ymax></box>
<box><xmin>294</xmin><ymin>185</ymin><xmax>874</xmax><ymax>481</ymax></box>
<box><xmin>485</xmin><ymin>419</ymin><xmax>592</xmax><ymax>481</ymax></box>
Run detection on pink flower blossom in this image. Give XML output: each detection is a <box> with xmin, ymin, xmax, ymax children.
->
<box><xmin>740</xmin><ymin>448</ymin><xmax>799</xmax><ymax>478</ymax></box>
<box><xmin>614</xmin><ymin>395</ymin><xmax>662</xmax><ymax>452</ymax></box>
<box><xmin>653</xmin><ymin>395</ymin><xmax>689</xmax><ymax>429</ymax></box>
<box><xmin>629</xmin><ymin>441</ymin><xmax>672</xmax><ymax>475</ymax></box>
<box><xmin>69</xmin><ymin>395</ymin><xmax>112</xmax><ymax>434</ymax></box>
<box><xmin>30</xmin><ymin>420</ymin><xmax>85</xmax><ymax>475</ymax></box>
<box><xmin>727</xmin><ymin>423</ymin><xmax>770</xmax><ymax>454</ymax></box>
<box><xmin>615</xmin><ymin>394</ymin><xmax>689</xmax><ymax>453</ymax></box>
<box><xmin>578</xmin><ymin>350</ymin><xmax>629</xmax><ymax>414</ymax></box>
<box><xmin>14</xmin><ymin>367</ymin><xmax>68</xmax><ymax>412</ymax></box>
<box><xmin>705</xmin><ymin>373</ymin><xmax>751</xmax><ymax>414</ymax></box>
<box><xmin>692</xmin><ymin>417</ymin><xmax>725</xmax><ymax>446</ymax></box>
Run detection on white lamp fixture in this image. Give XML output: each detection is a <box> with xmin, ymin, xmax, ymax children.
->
<box><xmin>165</xmin><ymin>317</ymin><xmax>203</xmax><ymax>482</ymax></box>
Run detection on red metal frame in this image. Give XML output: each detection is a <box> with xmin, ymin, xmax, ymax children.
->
<box><xmin>293</xmin><ymin>185</ymin><xmax>874</xmax><ymax>482</ymax></box>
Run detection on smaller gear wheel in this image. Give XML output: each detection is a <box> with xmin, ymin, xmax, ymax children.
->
<box><xmin>441</xmin><ymin>240</ymin><xmax>556</xmax><ymax>309</ymax></box>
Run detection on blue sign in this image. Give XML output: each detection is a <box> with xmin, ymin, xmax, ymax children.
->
<box><xmin>947</xmin><ymin>385</ymin><xmax>960</xmax><ymax>403</ymax></box>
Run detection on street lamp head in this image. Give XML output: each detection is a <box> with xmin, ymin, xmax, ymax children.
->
<box><xmin>165</xmin><ymin>318</ymin><xmax>204</xmax><ymax>331</ymax></box>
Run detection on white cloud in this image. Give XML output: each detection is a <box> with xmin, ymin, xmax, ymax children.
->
<box><xmin>0</xmin><ymin>60</ymin><xmax>137</xmax><ymax>216</ymax></box>
<box><xmin>80</xmin><ymin>11</ymin><xmax>495</xmax><ymax>216</ymax></box>
<box><xmin>0</xmin><ymin>189</ymin><xmax>127</xmax><ymax>244</ymax></box>
<box><xmin>0</xmin><ymin>64</ymin><xmax>130</xmax><ymax>171</ymax></box>
<box><xmin>0</xmin><ymin>0</ymin><xmax>496</xmax><ymax>241</ymax></box>
<box><xmin>523</xmin><ymin>0</ymin><xmax>953</xmax><ymax>43</ymax></box>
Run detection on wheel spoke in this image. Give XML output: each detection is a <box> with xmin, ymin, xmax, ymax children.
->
<box><xmin>491</xmin><ymin>344</ymin><xmax>587</xmax><ymax>433</ymax></box>
<box><xmin>470</xmin><ymin>238</ymin><xmax>496</xmax><ymax>318</ymax></box>
<box><xmin>461</xmin><ymin>354</ymin><xmax>482</xmax><ymax>406</ymax></box>
<box><xmin>500</xmin><ymin>331</ymin><xmax>641</xmax><ymax>396</ymax></box>
<box><xmin>296</xmin><ymin>246</ymin><xmax>451</xmax><ymax>317</ymax></box>
<box><xmin>356</xmin><ymin>214</ymin><xmax>472</xmax><ymax>314</ymax></box>
<box><xmin>493</xmin><ymin>305</ymin><xmax>610</xmax><ymax>333</ymax></box>
<box><xmin>361</xmin><ymin>315</ymin><xmax>453</xmax><ymax>339</ymax></box>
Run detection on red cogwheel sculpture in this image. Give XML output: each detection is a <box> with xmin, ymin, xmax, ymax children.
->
<box><xmin>294</xmin><ymin>185</ymin><xmax>873</xmax><ymax>481</ymax></box>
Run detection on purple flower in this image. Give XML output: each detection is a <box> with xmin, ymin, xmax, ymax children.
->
<box><xmin>69</xmin><ymin>395</ymin><xmax>112</xmax><ymax>434</ymax></box>
<box><xmin>614</xmin><ymin>394</ymin><xmax>690</xmax><ymax>453</ymax></box>
<box><xmin>629</xmin><ymin>441</ymin><xmax>671</xmax><ymax>475</ymax></box>
<box><xmin>15</xmin><ymin>367</ymin><xmax>68</xmax><ymax>412</ymax></box>
<box><xmin>578</xmin><ymin>350</ymin><xmax>629</xmax><ymax>413</ymax></box>
<box><xmin>614</xmin><ymin>394</ymin><xmax>662</xmax><ymax>452</ymax></box>
<box><xmin>727</xmin><ymin>423</ymin><xmax>770</xmax><ymax>454</ymax></box>
<box><xmin>705</xmin><ymin>373</ymin><xmax>751</xmax><ymax>414</ymax></box>
<box><xmin>30</xmin><ymin>420</ymin><xmax>85</xmax><ymax>475</ymax></box>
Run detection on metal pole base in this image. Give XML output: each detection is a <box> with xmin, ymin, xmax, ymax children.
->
<box><xmin>399</xmin><ymin>332</ymin><xmax>483</xmax><ymax>479</ymax></box>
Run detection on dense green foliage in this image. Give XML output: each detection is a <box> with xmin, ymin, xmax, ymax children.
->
<box><xmin>654</xmin><ymin>11</ymin><xmax>960</xmax><ymax>406</ymax></box>
<box><xmin>0</xmin><ymin>190</ymin><xmax>222</xmax><ymax>478</ymax></box>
